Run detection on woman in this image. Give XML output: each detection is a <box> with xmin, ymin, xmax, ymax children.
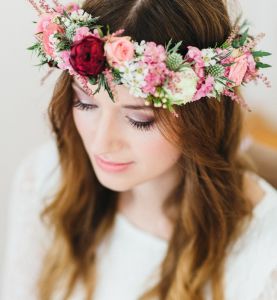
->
<box><xmin>1</xmin><ymin>0</ymin><xmax>277</xmax><ymax>299</ymax></box>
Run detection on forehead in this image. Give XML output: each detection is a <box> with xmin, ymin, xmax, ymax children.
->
<box><xmin>72</xmin><ymin>76</ymin><xmax>154</xmax><ymax>111</ymax></box>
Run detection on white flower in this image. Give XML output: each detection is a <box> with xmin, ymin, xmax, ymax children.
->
<box><xmin>64</xmin><ymin>19</ymin><xmax>71</xmax><ymax>27</ymax></box>
<box><xmin>163</xmin><ymin>67</ymin><xmax>198</xmax><ymax>105</ymax></box>
<box><xmin>214</xmin><ymin>80</ymin><xmax>225</xmax><ymax>94</ymax></box>
<box><xmin>206</xmin><ymin>79</ymin><xmax>226</xmax><ymax>98</ymax></box>
<box><xmin>201</xmin><ymin>48</ymin><xmax>217</xmax><ymax>67</ymax></box>
<box><xmin>118</xmin><ymin>60</ymin><xmax>148</xmax><ymax>98</ymax></box>
<box><xmin>70</xmin><ymin>9</ymin><xmax>92</xmax><ymax>23</ymax></box>
<box><xmin>129</xmin><ymin>86</ymin><xmax>148</xmax><ymax>98</ymax></box>
<box><xmin>134</xmin><ymin>40</ymin><xmax>146</xmax><ymax>56</ymax></box>
<box><xmin>52</xmin><ymin>15</ymin><xmax>61</xmax><ymax>25</ymax></box>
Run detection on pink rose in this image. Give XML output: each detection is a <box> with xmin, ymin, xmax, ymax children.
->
<box><xmin>104</xmin><ymin>36</ymin><xmax>135</xmax><ymax>67</ymax></box>
<box><xmin>228</xmin><ymin>54</ymin><xmax>248</xmax><ymax>85</ymax></box>
<box><xmin>36</xmin><ymin>13</ymin><xmax>53</xmax><ymax>34</ymax></box>
<box><xmin>42</xmin><ymin>23</ymin><xmax>65</xmax><ymax>58</ymax></box>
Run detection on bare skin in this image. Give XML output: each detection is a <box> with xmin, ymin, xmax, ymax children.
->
<box><xmin>116</xmin><ymin>172</ymin><xmax>266</xmax><ymax>242</ymax></box>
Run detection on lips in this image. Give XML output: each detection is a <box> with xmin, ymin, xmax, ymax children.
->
<box><xmin>94</xmin><ymin>155</ymin><xmax>134</xmax><ymax>173</ymax></box>
<box><xmin>95</xmin><ymin>155</ymin><xmax>132</xmax><ymax>166</ymax></box>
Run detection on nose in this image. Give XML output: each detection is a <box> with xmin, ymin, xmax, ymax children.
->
<box><xmin>92</xmin><ymin>110</ymin><xmax>124</xmax><ymax>155</ymax></box>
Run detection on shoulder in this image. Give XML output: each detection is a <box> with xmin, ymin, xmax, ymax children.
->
<box><xmin>223</xmin><ymin>173</ymin><xmax>277</xmax><ymax>299</ymax></box>
<box><xmin>11</xmin><ymin>138</ymin><xmax>61</xmax><ymax>206</ymax></box>
<box><xmin>1</xmin><ymin>140</ymin><xmax>60</xmax><ymax>299</ymax></box>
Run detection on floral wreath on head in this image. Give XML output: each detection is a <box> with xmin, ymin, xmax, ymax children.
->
<box><xmin>27</xmin><ymin>0</ymin><xmax>272</xmax><ymax>117</ymax></box>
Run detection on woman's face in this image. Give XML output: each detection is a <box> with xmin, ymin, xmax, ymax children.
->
<box><xmin>72</xmin><ymin>77</ymin><xmax>182</xmax><ymax>192</ymax></box>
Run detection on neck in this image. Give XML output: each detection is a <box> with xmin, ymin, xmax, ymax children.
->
<box><xmin>116</xmin><ymin>165</ymin><xmax>182</xmax><ymax>241</ymax></box>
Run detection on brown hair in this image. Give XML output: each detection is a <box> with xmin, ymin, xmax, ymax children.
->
<box><xmin>37</xmin><ymin>0</ymin><xmax>255</xmax><ymax>299</ymax></box>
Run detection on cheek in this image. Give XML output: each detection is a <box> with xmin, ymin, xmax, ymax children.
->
<box><xmin>133</xmin><ymin>130</ymin><xmax>181</xmax><ymax>171</ymax></box>
<box><xmin>72</xmin><ymin>109</ymin><xmax>95</xmax><ymax>143</ymax></box>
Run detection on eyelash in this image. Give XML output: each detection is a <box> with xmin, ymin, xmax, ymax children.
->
<box><xmin>73</xmin><ymin>100</ymin><xmax>155</xmax><ymax>132</ymax></box>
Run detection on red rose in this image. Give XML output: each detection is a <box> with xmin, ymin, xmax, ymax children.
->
<box><xmin>69</xmin><ymin>36</ymin><xmax>106</xmax><ymax>76</ymax></box>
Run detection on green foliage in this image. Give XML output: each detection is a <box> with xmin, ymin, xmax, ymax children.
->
<box><xmin>239</xmin><ymin>28</ymin><xmax>249</xmax><ymax>46</ymax></box>
<box><xmin>166</xmin><ymin>52</ymin><xmax>184</xmax><ymax>71</ymax></box>
<box><xmin>252</xmin><ymin>51</ymin><xmax>272</xmax><ymax>58</ymax></box>
<box><xmin>93</xmin><ymin>73</ymin><xmax>115</xmax><ymax>102</ymax></box>
<box><xmin>165</xmin><ymin>39</ymin><xmax>183</xmax><ymax>55</ymax></box>
<box><xmin>27</xmin><ymin>43</ymin><xmax>41</xmax><ymax>51</ymax></box>
<box><xmin>88</xmin><ymin>76</ymin><xmax>97</xmax><ymax>85</ymax></box>
<box><xmin>232</xmin><ymin>39</ymin><xmax>241</xmax><ymax>49</ymax></box>
<box><xmin>206</xmin><ymin>64</ymin><xmax>225</xmax><ymax>77</ymax></box>
<box><xmin>112</xmin><ymin>69</ymin><xmax>122</xmax><ymax>84</ymax></box>
<box><xmin>256</xmin><ymin>62</ymin><xmax>272</xmax><ymax>68</ymax></box>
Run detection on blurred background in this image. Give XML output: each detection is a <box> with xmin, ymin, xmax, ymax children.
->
<box><xmin>0</xmin><ymin>0</ymin><xmax>276</xmax><ymax>285</ymax></box>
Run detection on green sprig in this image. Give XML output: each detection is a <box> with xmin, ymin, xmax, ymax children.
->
<box><xmin>252</xmin><ymin>51</ymin><xmax>272</xmax><ymax>58</ymax></box>
<box><xmin>256</xmin><ymin>62</ymin><xmax>272</xmax><ymax>68</ymax></box>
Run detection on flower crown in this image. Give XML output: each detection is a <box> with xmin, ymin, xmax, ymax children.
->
<box><xmin>27</xmin><ymin>0</ymin><xmax>272</xmax><ymax>117</ymax></box>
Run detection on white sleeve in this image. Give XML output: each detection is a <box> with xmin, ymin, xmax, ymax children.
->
<box><xmin>0</xmin><ymin>142</ymin><xmax>59</xmax><ymax>300</ymax></box>
<box><xmin>255</xmin><ymin>266</ymin><xmax>277</xmax><ymax>300</ymax></box>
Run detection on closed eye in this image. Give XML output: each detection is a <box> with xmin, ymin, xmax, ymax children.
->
<box><xmin>73</xmin><ymin>100</ymin><xmax>96</xmax><ymax>110</ymax></box>
<box><xmin>72</xmin><ymin>99</ymin><xmax>155</xmax><ymax>132</ymax></box>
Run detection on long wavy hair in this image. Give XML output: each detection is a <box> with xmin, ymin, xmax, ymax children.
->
<box><xmin>37</xmin><ymin>0</ymin><xmax>256</xmax><ymax>299</ymax></box>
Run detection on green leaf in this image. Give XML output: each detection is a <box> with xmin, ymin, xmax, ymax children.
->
<box><xmin>220</xmin><ymin>40</ymin><xmax>230</xmax><ymax>49</ymax></box>
<box><xmin>62</xmin><ymin>10</ymin><xmax>71</xmax><ymax>20</ymax></box>
<box><xmin>216</xmin><ymin>79</ymin><xmax>228</xmax><ymax>87</ymax></box>
<box><xmin>256</xmin><ymin>62</ymin><xmax>272</xmax><ymax>68</ymax></box>
<box><xmin>232</xmin><ymin>40</ymin><xmax>241</xmax><ymax>49</ymax></box>
<box><xmin>93</xmin><ymin>77</ymin><xmax>103</xmax><ymax>95</ymax></box>
<box><xmin>27</xmin><ymin>43</ymin><xmax>40</xmax><ymax>51</ymax></box>
<box><xmin>239</xmin><ymin>28</ymin><xmax>249</xmax><ymax>46</ymax></box>
<box><xmin>170</xmin><ymin>40</ymin><xmax>183</xmax><ymax>54</ymax></box>
<box><xmin>222</xmin><ymin>77</ymin><xmax>236</xmax><ymax>84</ymax></box>
<box><xmin>106</xmin><ymin>24</ymin><xmax>110</xmax><ymax>36</ymax></box>
<box><xmin>252</xmin><ymin>51</ymin><xmax>272</xmax><ymax>58</ymax></box>
<box><xmin>103</xmin><ymin>77</ymin><xmax>115</xmax><ymax>103</ymax></box>
<box><xmin>27</xmin><ymin>45</ymin><xmax>36</xmax><ymax>51</ymax></box>
<box><xmin>165</xmin><ymin>39</ymin><xmax>173</xmax><ymax>52</ymax></box>
<box><xmin>88</xmin><ymin>76</ymin><xmax>97</xmax><ymax>85</ymax></box>
<box><xmin>222</xmin><ymin>62</ymin><xmax>235</xmax><ymax>67</ymax></box>
<box><xmin>97</xmin><ymin>26</ymin><xmax>104</xmax><ymax>38</ymax></box>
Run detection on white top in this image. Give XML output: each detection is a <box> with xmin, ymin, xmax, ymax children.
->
<box><xmin>1</xmin><ymin>139</ymin><xmax>277</xmax><ymax>300</ymax></box>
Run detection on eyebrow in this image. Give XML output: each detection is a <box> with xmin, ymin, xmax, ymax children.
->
<box><xmin>72</xmin><ymin>81</ymin><xmax>154</xmax><ymax>111</ymax></box>
<box><xmin>122</xmin><ymin>105</ymin><xmax>153</xmax><ymax>110</ymax></box>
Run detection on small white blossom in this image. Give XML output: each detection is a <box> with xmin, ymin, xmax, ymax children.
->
<box><xmin>118</xmin><ymin>60</ymin><xmax>148</xmax><ymax>98</ymax></box>
<box><xmin>214</xmin><ymin>80</ymin><xmax>225</xmax><ymax>94</ymax></box>
<box><xmin>52</xmin><ymin>15</ymin><xmax>61</xmax><ymax>25</ymax></box>
<box><xmin>70</xmin><ymin>9</ymin><xmax>92</xmax><ymax>23</ymax></box>
<box><xmin>134</xmin><ymin>40</ymin><xmax>147</xmax><ymax>56</ymax></box>
<box><xmin>45</xmin><ymin>53</ymin><xmax>52</xmax><ymax>60</ymax></box>
<box><xmin>64</xmin><ymin>19</ymin><xmax>71</xmax><ymax>27</ymax></box>
<box><xmin>201</xmin><ymin>48</ymin><xmax>217</xmax><ymax>67</ymax></box>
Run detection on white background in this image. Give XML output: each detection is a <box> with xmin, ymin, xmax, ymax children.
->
<box><xmin>0</xmin><ymin>0</ymin><xmax>276</xmax><ymax>286</ymax></box>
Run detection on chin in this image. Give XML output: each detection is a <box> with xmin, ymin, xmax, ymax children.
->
<box><xmin>92</xmin><ymin>167</ymin><xmax>134</xmax><ymax>192</ymax></box>
<box><xmin>97</xmin><ymin>176</ymin><xmax>134</xmax><ymax>192</ymax></box>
